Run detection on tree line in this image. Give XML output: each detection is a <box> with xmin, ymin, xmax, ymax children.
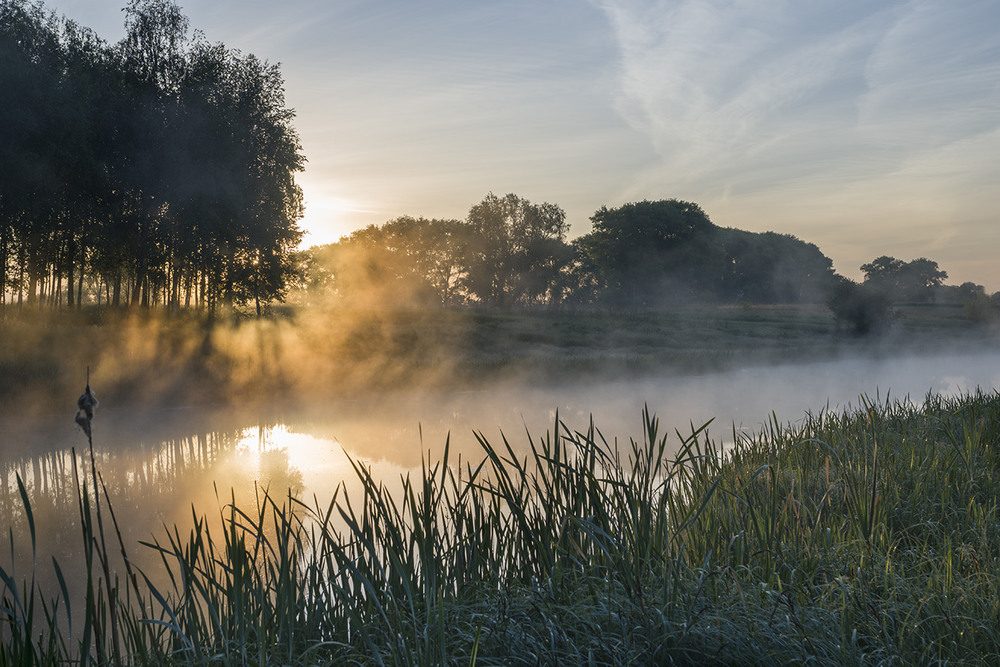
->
<box><xmin>302</xmin><ymin>194</ymin><xmax>998</xmax><ymax>327</ymax></box>
<box><xmin>827</xmin><ymin>254</ymin><xmax>997</xmax><ymax>333</ymax></box>
<box><xmin>0</xmin><ymin>0</ymin><xmax>304</xmax><ymax>315</ymax></box>
<box><xmin>300</xmin><ymin>195</ymin><xmax>841</xmax><ymax>309</ymax></box>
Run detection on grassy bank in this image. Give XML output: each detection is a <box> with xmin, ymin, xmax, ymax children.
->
<box><xmin>1</xmin><ymin>303</ymin><xmax>995</xmax><ymax>414</ymax></box>
<box><xmin>3</xmin><ymin>390</ymin><xmax>1000</xmax><ymax>664</ymax></box>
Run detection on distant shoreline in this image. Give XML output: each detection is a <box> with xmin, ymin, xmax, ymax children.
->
<box><xmin>1</xmin><ymin>303</ymin><xmax>996</xmax><ymax>417</ymax></box>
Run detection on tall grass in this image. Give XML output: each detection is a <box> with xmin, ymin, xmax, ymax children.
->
<box><xmin>3</xmin><ymin>390</ymin><xmax>1000</xmax><ymax>664</ymax></box>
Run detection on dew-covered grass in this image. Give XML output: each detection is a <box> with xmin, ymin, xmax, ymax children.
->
<box><xmin>3</xmin><ymin>389</ymin><xmax>1000</xmax><ymax>664</ymax></box>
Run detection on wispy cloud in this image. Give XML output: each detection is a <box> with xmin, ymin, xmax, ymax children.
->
<box><xmin>595</xmin><ymin>0</ymin><xmax>1000</xmax><ymax>196</ymax></box>
<box><xmin>593</xmin><ymin>0</ymin><xmax>1000</xmax><ymax>283</ymax></box>
<box><xmin>51</xmin><ymin>0</ymin><xmax>1000</xmax><ymax>286</ymax></box>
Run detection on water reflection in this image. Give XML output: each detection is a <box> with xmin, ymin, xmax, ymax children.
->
<box><xmin>1</xmin><ymin>347</ymin><xmax>998</xmax><ymax>613</ymax></box>
<box><xmin>0</xmin><ymin>425</ymin><xmax>314</xmax><ymax>629</ymax></box>
<box><xmin>280</xmin><ymin>349</ymin><xmax>1000</xmax><ymax>470</ymax></box>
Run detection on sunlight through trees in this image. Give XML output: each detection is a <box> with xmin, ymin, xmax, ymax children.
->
<box><xmin>0</xmin><ymin>0</ymin><xmax>304</xmax><ymax>313</ymax></box>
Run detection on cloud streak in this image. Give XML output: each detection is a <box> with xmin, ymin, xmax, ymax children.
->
<box><xmin>593</xmin><ymin>0</ymin><xmax>1000</xmax><ymax>283</ymax></box>
<box><xmin>596</xmin><ymin>1</ymin><xmax>997</xmax><ymax>183</ymax></box>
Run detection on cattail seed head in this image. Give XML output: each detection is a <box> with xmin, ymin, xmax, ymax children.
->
<box><xmin>77</xmin><ymin>384</ymin><xmax>98</xmax><ymax>420</ymax></box>
<box><xmin>75</xmin><ymin>371</ymin><xmax>98</xmax><ymax>436</ymax></box>
<box><xmin>75</xmin><ymin>409</ymin><xmax>92</xmax><ymax>438</ymax></box>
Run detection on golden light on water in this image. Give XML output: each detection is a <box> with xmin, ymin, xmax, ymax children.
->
<box><xmin>231</xmin><ymin>424</ymin><xmax>412</xmax><ymax>506</ymax></box>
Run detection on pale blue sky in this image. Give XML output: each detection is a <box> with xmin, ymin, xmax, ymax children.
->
<box><xmin>52</xmin><ymin>0</ymin><xmax>1000</xmax><ymax>288</ymax></box>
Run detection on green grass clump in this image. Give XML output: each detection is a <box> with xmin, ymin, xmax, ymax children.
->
<box><xmin>3</xmin><ymin>390</ymin><xmax>1000</xmax><ymax>664</ymax></box>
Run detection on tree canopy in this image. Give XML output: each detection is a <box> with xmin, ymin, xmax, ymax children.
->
<box><xmin>461</xmin><ymin>193</ymin><xmax>570</xmax><ymax>307</ymax></box>
<box><xmin>0</xmin><ymin>0</ymin><xmax>304</xmax><ymax>314</ymax></box>
<box><xmin>304</xmin><ymin>197</ymin><xmax>841</xmax><ymax>310</ymax></box>
<box><xmin>576</xmin><ymin>200</ymin><xmax>713</xmax><ymax>306</ymax></box>
<box><xmin>303</xmin><ymin>194</ymin><xmax>572</xmax><ymax>308</ymax></box>
<box><xmin>861</xmin><ymin>256</ymin><xmax>948</xmax><ymax>302</ymax></box>
<box><xmin>572</xmin><ymin>200</ymin><xmax>836</xmax><ymax>307</ymax></box>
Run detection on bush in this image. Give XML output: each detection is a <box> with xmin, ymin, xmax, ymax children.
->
<box><xmin>827</xmin><ymin>280</ymin><xmax>892</xmax><ymax>335</ymax></box>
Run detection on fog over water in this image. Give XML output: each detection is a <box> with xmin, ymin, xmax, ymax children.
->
<box><xmin>288</xmin><ymin>348</ymin><xmax>1000</xmax><ymax>464</ymax></box>
<box><xmin>6</xmin><ymin>349</ymin><xmax>1000</xmax><ymax>498</ymax></box>
<box><xmin>0</xmin><ymin>347</ymin><xmax>998</xmax><ymax>603</ymax></box>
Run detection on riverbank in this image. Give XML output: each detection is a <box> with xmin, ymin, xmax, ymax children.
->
<box><xmin>2</xmin><ymin>388</ymin><xmax>999</xmax><ymax>663</ymax></box>
<box><xmin>2</xmin><ymin>303</ymin><xmax>996</xmax><ymax>417</ymax></box>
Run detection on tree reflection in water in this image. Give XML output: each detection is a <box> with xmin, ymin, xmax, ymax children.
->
<box><xmin>0</xmin><ymin>422</ymin><xmax>306</xmax><ymax>619</ymax></box>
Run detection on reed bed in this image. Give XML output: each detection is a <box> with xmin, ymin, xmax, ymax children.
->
<box><xmin>2</xmin><ymin>389</ymin><xmax>1000</xmax><ymax>664</ymax></box>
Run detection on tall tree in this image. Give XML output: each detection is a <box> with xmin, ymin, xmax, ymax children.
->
<box><xmin>0</xmin><ymin>0</ymin><xmax>62</xmax><ymax>306</ymax></box>
<box><xmin>576</xmin><ymin>199</ymin><xmax>714</xmax><ymax>306</ymax></box>
<box><xmin>120</xmin><ymin>0</ymin><xmax>189</xmax><ymax>91</ymax></box>
<box><xmin>461</xmin><ymin>193</ymin><xmax>569</xmax><ymax>306</ymax></box>
<box><xmin>0</xmin><ymin>0</ymin><xmax>305</xmax><ymax>313</ymax></box>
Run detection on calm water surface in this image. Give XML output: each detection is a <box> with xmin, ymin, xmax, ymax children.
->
<box><xmin>2</xmin><ymin>348</ymin><xmax>999</xmax><ymax>597</ymax></box>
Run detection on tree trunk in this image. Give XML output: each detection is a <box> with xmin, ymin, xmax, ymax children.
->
<box><xmin>0</xmin><ymin>227</ymin><xmax>6</xmax><ymax>309</ymax></box>
<box><xmin>55</xmin><ymin>271</ymin><xmax>63</xmax><ymax>310</ymax></box>
<box><xmin>77</xmin><ymin>240</ymin><xmax>85</xmax><ymax>308</ymax></box>
<box><xmin>112</xmin><ymin>271</ymin><xmax>122</xmax><ymax>308</ymax></box>
<box><xmin>67</xmin><ymin>238</ymin><xmax>76</xmax><ymax>308</ymax></box>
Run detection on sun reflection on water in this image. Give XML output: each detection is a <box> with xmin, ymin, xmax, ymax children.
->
<box><xmin>231</xmin><ymin>424</ymin><xmax>413</xmax><ymax>509</ymax></box>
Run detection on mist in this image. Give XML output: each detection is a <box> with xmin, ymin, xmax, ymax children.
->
<box><xmin>4</xmin><ymin>303</ymin><xmax>998</xmax><ymax>474</ymax></box>
<box><xmin>3</xmin><ymin>317</ymin><xmax>997</xmax><ymax>593</ymax></box>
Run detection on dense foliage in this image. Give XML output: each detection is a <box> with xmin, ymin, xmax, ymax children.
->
<box><xmin>861</xmin><ymin>255</ymin><xmax>948</xmax><ymax>303</ymax></box>
<box><xmin>305</xmin><ymin>197</ymin><xmax>840</xmax><ymax>308</ymax></box>
<box><xmin>0</xmin><ymin>0</ymin><xmax>304</xmax><ymax>314</ymax></box>
<box><xmin>302</xmin><ymin>194</ymin><xmax>574</xmax><ymax>309</ymax></box>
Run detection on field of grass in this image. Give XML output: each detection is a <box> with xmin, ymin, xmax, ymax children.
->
<box><xmin>3</xmin><ymin>388</ymin><xmax>1000</xmax><ymax>664</ymax></box>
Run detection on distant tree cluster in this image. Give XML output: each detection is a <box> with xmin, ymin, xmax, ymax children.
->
<box><xmin>574</xmin><ymin>200</ymin><xmax>836</xmax><ymax>306</ymax></box>
<box><xmin>860</xmin><ymin>256</ymin><xmax>948</xmax><ymax>302</ymax></box>
<box><xmin>302</xmin><ymin>196</ymin><xmax>839</xmax><ymax>309</ymax></box>
<box><xmin>827</xmin><ymin>254</ymin><xmax>1000</xmax><ymax>332</ymax></box>
<box><xmin>0</xmin><ymin>0</ymin><xmax>304</xmax><ymax>314</ymax></box>
<box><xmin>301</xmin><ymin>194</ymin><xmax>573</xmax><ymax>308</ymax></box>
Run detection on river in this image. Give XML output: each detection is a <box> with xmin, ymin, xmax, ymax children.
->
<box><xmin>1</xmin><ymin>347</ymin><xmax>998</xmax><ymax>607</ymax></box>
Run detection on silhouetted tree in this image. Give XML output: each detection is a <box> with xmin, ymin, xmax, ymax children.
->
<box><xmin>898</xmin><ymin>258</ymin><xmax>948</xmax><ymax>300</ymax></box>
<box><xmin>120</xmin><ymin>0</ymin><xmax>189</xmax><ymax>91</ymax></box>
<box><xmin>576</xmin><ymin>199</ymin><xmax>714</xmax><ymax>307</ymax></box>
<box><xmin>0</xmin><ymin>0</ymin><xmax>305</xmax><ymax>314</ymax></box>
<box><xmin>460</xmin><ymin>193</ymin><xmax>569</xmax><ymax>306</ymax></box>
<box><xmin>717</xmin><ymin>229</ymin><xmax>836</xmax><ymax>303</ymax></box>
<box><xmin>574</xmin><ymin>199</ymin><xmax>836</xmax><ymax>307</ymax></box>
<box><xmin>861</xmin><ymin>256</ymin><xmax>947</xmax><ymax>303</ymax></box>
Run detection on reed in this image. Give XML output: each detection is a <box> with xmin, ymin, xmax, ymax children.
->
<box><xmin>2</xmin><ymin>389</ymin><xmax>1000</xmax><ymax>664</ymax></box>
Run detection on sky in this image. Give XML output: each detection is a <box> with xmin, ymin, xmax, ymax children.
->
<box><xmin>50</xmin><ymin>0</ymin><xmax>1000</xmax><ymax>289</ymax></box>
